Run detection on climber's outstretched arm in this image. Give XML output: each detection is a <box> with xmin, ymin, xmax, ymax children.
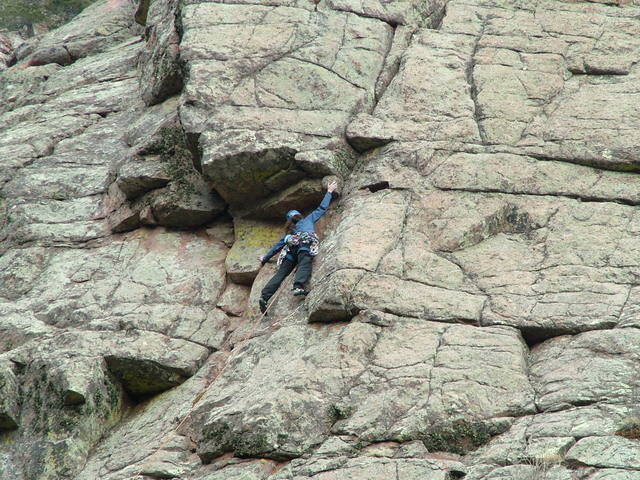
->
<box><xmin>259</xmin><ymin>236</ymin><xmax>286</xmax><ymax>264</ymax></box>
<box><xmin>307</xmin><ymin>181</ymin><xmax>338</xmax><ymax>224</ymax></box>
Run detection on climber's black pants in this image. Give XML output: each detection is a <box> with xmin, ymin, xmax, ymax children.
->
<box><xmin>260</xmin><ymin>251</ymin><xmax>313</xmax><ymax>302</ymax></box>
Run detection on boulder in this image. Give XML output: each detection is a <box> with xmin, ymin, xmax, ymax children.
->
<box><xmin>200</xmin><ymin>130</ymin><xmax>303</xmax><ymax>207</ymax></box>
<box><xmin>148</xmin><ymin>173</ymin><xmax>226</xmax><ymax>228</ymax></box>
<box><xmin>115</xmin><ymin>155</ymin><xmax>171</xmax><ymax>200</ymax></box>
<box><xmin>217</xmin><ymin>282</ymin><xmax>250</xmax><ymax>316</ymax></box>
<box><xmin>345</xmin><ymin>113</ymin><xmax>394</xmax><ymax>153</ymax></box>
<box><xmin>138</xmin><ymin>0</ymin><xmax>182</xmax><ymax>105</ymax></box>
<box><xmin>566</xmin><ymin>436</ymin><xmax>640</xmax><ymax>470</ymax></box>
<box><xmin>27</xmin><ymin>45</ymin><xmax>73</xmax><ymax>66</ymax></box>
<box><xmin>225</xmin><ymin>218</ymin><xmax>283</xmax><ymax>285</ymax></box>
<box><xmin>530</xmin><ymin>329</ymin><xmax>640</xmax><ymax>412</ymax></box>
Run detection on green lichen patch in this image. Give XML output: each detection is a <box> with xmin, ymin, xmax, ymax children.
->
<box><xmin>145</xmin><ymin>126</ymin><xmax>184</xmax><ymax>156</ymax></box>
<box><xmin>144</xmin><ymin>126</ymin><xmax>196</xmax><ymax>184</ymax></box>
<box><xmin>327</xmin><ymin>403</ymin><xmax>353</xmax><ymax>423</ymax></box>
<box><xmin>0</xmin><ymin>413</ymin><xmax>18</xmax><ymax>431</ymax></box>
<box><xmin>210</xmin><ymin>146</ymin><xmax>301</xmax><ymax>206</ymax></box>
<box><xmin>616</xmin><ymin>416</ymin><xmax>640</xmax><ymax>440</ymax></box>
<box><xmin>199</xmin><ymin>421</ymin><xmax>273</xmax><ymax>463</ymax></box>
<box><xmin>134</xmin><ymin>0</ymin><xmax>152</xmax><ymax>25</ymax></box>
<box><xmin>421</xmin><ymin>419</ymin><xmax>500</xmax><ymax>455</ymax></box>
<box><xmin>104</xmin><ymin>356</ymin><xmax>187</xmax><ymax>400</ymax></box>
<box><xmin>0</xmin><ymin>0</ymin><xmax>95</xmax><ymax>31</ymax></box>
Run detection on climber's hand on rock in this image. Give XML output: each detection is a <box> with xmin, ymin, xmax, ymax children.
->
<box><xmin>327</xmin><ymin>181</ymin><xmax>338</xmax><ymax>193</ymax></box>
<box><xmin>258</xmin><ymin>255</ymin><xmax>265</xmax><ymax>264</ymax></box>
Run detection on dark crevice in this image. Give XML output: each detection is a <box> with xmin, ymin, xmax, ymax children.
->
<box><xmin>526</xmin><ymin>153</ymin><xmax>640</xmax><ymax>174</ymax></box>
<box><xmin>347</xmin><ymin>135</ymin><xmax>394</xmax><ymax>154</ymax></box>
<box><xmin>427</xmin><ymin>3</ymin><xmax>448</xmax><ymax>30</ymax></box>
<box><xmin>289</xmin><ymin>55</ymin><xmax>367</xmax><ymax>92</ymax></box>
<box><xmin>360</xmin><ymin>181</ymin><xmax>390</xmax><ymax>193</ymax></box>
<box><xmin>61</xmin><ymin>45</ymin><xmax>76</xmax><ymax>64</ymax></box>
<box><xmin>570</xmin><ymin>66</ymin><xmax>630</xmax><ymax>76</ymax></box>
<box><xmin>372</xmin><ymin>22</ymin><xmax>400</xmax><ymax>107</ymax></box>
<box><xmin>374</xmin><ymin>59</ymin><xmax>399</xmax><ymax>106</ymax></box>
<box><xmin>568</xmin><ymin>399</ymin><xmax>600</xmax><ymax>408</ymax></box>
<box><xmin>174</xmin><ymin>1</ymin><xmax>185</xmax><ymax>40</ymax></box>
<box><xmin>447</xmin><ymin>471</ymin><xmax>466</xmax><ymax>480</ymax></box>
<box><xmin>466</xmin><ymin>17</ymin><xmax>488</xmax><ymax>144</ymax></box>
<box><xmin>520</xmin><ymin>326</ymin><xmax>574</xmax><ymax>349</ymax></box>
<box><xmin>135</xmin><ymin>0</ymin><xmax>152</xmax><ymax>26</ymax></box>
<box><xmin>437</xmin><ymin>185</ymin><xmax>640</xmax><ymax>207</ymax></box>
<box><xmin>328</xmin><ymin>6</ymin><xmax>400</xmax><ymax>29</ymax></box>
<box><xmin>575</xmin><ymin>0</ymin><xmax>635</xmax><ymax>8</ymax></box>
<box><xmin>184</xmin><ymin>131</ymin><xmax>202</xmax><ymax>173</ymax></box>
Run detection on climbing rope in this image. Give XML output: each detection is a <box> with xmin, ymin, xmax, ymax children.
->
<box><xmin>130</xmin><ymin>278</ymin><xmax>293</xmax><ymax>480</ymax></box>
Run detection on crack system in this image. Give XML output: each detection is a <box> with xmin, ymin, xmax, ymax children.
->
<box><xmin>465</xmin><ymin>16</ymin><xmax>488</xmax><ymax>145</ymax></box>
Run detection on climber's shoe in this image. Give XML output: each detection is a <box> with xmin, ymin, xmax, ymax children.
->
<box><xmin>292</xmin><ymin>288</ymin><xmax>309</xmax><ymax>296</ymax></box>
<box><xmin>259</xmin><ymin>297</ymin><xmax>268</xmax><ymax>314</ymax></box>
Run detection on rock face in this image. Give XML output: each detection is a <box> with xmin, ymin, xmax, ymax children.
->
<box><xmin>0</xmin><ymin>30</ymin><xmax>24</xmax><ymax>69</ymax></box>
<box><xmin>2</xmin><ymin>0</ymin><xmax>640</xmax><ymax>479</ymax></box>
<box><xmin>0</xmin><ymin>0</ymin><xmax>96</xmax><ymax>32</ymax></box>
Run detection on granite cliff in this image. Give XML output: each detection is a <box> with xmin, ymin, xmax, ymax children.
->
<box><xmin>1</xmin><ymin>0</ymin><xmax>640</xmax><ymax>479</ymax></box>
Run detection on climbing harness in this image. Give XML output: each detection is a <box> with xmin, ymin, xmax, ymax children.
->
<box><xmin>276</xmin><ymin>232</ymin><xmax>319</xmax><ymax>266</ymax></box>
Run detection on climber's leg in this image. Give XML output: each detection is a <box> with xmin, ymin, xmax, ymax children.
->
<box><xmin>292</xmin><ymin>251</ymin><xmax>312</xmax><ymax>295</ymax></box>
<box><xmin>260</xmin><ymin>258</ymin><xmax>295</xmax><ymax>312</ymax></box>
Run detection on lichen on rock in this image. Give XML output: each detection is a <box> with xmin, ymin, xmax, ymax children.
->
<box><xmin>3</xmin><ymin>0</ymin><xmax>640</xmax><ymax>479</ymax></box>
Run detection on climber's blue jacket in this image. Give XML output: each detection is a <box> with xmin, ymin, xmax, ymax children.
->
<box><xmin>263</xmin><ymin>192</ymin><xmax>333</xmax><ymax>262</ymax></box>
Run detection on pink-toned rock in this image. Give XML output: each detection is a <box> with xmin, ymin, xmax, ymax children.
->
<box><xmin>217</xmin><ymin>282</ymin><xmax>250</xmax><ymax>317</ymax></box>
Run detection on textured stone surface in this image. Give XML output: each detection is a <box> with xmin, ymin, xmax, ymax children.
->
<box><xmin>28</xmin><ymin>45</ymin><xmax>73</xmax><ymax>66</ymax></box>
<box><xmin>225</xmin><ymin>219</ymin><xmax>283</xmax><ymax>285</ymax></box>
<box><xmin>2</xmin><ymin>0</ymin><xmax>640</xmax><ymax>479</ymax></box>
<box><xmin>468</xmin><ymin>404</ymin><xmax>635</xmax><ymax>465</ymax></box>
<box><xmin>272</xmin><ymin>438</ymin><xmax>466</xmax><ymax>480</ymax></box>
<box><xmin>138</xmin><ymin>0</ymin><xmax>182</xmax><ymax>105</ymax></box>
<box><xmin>530</xmin><ymin>329</ymin><xmax>640</xmax><ymax>412</ymax></box>
<box><xmin>190</xmin><ymin>314</ymin><xmax>532</xmax><ymax>461</ymax></box>
<box><xmin>217</xmin><ymin>282</ymin><xmax>251</xmax><ymax>317</ymax></box>
<box><xmin>566</xmin><ymin>436</ymin><xmax>640</xmax><ymax>470</ymax></box>
<box><xmin>0</xmin><ymin>363</ymin><xmax>20</xmax><ymax>431</ymax></box>
<box><xmin>0</xmin><ymin>31</ymin><xmax>22</xmax><ymax>69</ymax></box>
<box><xmin>31</xmin><ymin>0</ymin><xmax>142</xmax><ymax>61</ymax></box>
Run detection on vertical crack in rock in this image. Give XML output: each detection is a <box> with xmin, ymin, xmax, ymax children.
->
<box><xmin>617</xmin><ymin>285</ymin><xmax>634</xmax><ymax>324</ymax></box>
<box><xmin>373</xmin><ymin>191</ymin><xmax>410</xmax><ymax>274</ymax></box>
<box><xmin>439</xmin><ymin>251</ymin><xmax>487</xmax><ymax>327</ymax></box>
<box><xmin>426</xmin><ymin>0</ymin><xmax>449</xmax><ymax>30</ymax></box>
<box><xmin>423</xmin><ymin>325</ymin><xmax>449</xmax><ymax>412</ymax></box>
<box><xmin>372</xmin><ymin>23</ymin><xmax>401</xmax><ymax>108</ymax></box>
<box><xmin>465</xmin><ymin>17</ymin><xmax>487</xmax><ymax>145</ymax></box>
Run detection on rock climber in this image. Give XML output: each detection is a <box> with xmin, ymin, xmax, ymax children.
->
<box><xmin>258</xmin><ymin>181</ymin><xmax>339</xmax><ymax>314</ymax></box>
